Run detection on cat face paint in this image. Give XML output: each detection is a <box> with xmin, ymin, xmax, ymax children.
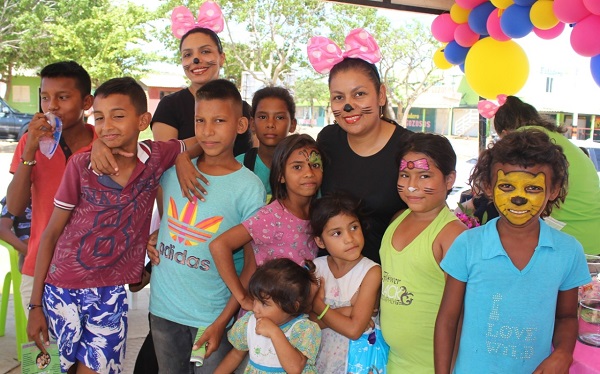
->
<box><xmin>397</xmin><ymin>152</ymin><xmax>454</xmax><ymax>213</ymax></box>
<box><xmin>493</xmin><ymin>169</ymin><xmax>547</xmax><ymax>226</ymax></box>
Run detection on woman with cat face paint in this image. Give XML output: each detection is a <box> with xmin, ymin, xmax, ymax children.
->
<box><xmin>307</xmin><ymin>29</ymin><xmax>412</xmax><ymax>263</ymax></box>
<box><xmin>152</xmin><ymin>4</ymin><xmax>252</xmax><ymax>155</ymax></box>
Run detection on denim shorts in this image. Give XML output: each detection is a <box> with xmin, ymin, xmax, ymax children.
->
<box><xmin>43</xmin><ymin>283</ymin><xmax>128</xmax><ymax>373</ymax></box>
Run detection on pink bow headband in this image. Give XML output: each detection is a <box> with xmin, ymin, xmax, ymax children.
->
<box><xmin>171</xmin><ymin>1</ymin><xmax>224</xmax><ymax>39</ymax></box>
<box><xmin>307</xmin><ymin>28</ymin><xmax>381</xmax><ymax>74</ymax></box>
<box><xmin>478</xmin><ymin>94</ymin><xmax>508</xmax><ymax>119</ymax></box>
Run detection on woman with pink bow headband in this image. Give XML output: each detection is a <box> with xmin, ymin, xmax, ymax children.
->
<box><xmin>151</xmin><ymin>1</ymin><xmax>252</xmax><ymax>156</ymax></box>
<box><xmin>308</xmin><ymin>28</ymin><xmax>412</xmax><ymax>265</ymax></box>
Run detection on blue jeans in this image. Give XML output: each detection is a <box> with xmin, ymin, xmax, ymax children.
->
<box><xmin>150</xmin><ymin>313</ymin><xmax>232</xmax><ymax>374</ymax></box>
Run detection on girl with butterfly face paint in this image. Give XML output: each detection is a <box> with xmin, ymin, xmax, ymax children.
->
<box><xmin>435</xmin><ymin>129</ymin><xmax>590</xmax><ymax>374</ymax></box>
<box><xmin>379</xmin><ymin>132</ymin><xmax>466</xmax><ymax>372</ymax></box>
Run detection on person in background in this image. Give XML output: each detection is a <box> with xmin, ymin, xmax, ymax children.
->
<box><xmin>435</xmin><ymin>129</ymin><xmax>590</xmax><ymax>373</ymax></box>
<box><xmin>0</xmin><ymin>196</ymin><xmax>31</xmax><ymax>272</ymax></box>
<box><xmin>236</xmin><ymin>86</ymin><xmax>297</xmax><ymax>199</ymax></box>
<box><xmin>152</xmin><ymin>2</ymin><xmax>252</xmax><ymax>155</ymax></box>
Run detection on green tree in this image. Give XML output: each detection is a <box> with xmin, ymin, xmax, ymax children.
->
<box><xmin>1</xmin><ymin>0</ymin><xmax>158</xmax><ymax>93</ymax></box>
<box><xmin>377</xmin><ymin>20</ymin><xmax>442</xmax><ymax>127</ymax></box>
<box><xmin>293</xmin><ymin>75</ymin><xmax>329</xmax><ymax>126</ymax></box>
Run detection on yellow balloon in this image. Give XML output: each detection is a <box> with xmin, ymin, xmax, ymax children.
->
<box><xmin>450</xmin><ymin>3</ymin><xmax>470</xmax><ymax>24</ymax></box>
<box><xmin>530</xmin><ymin>0</ymin><xmax>559</xmax><ymax>30</ymax></box>
<box><xmin>433</xmin><ymin>46</ymin><xmax>453</xmax><ymax>70</ymax></box>
<box><xmin>490</xmin><ymin>0</ymin><xmax>514</xmax><ymax>10</ymax></box>
<box><xmin>465</xmin><ymin>38</ymin><xmax>529</xmax><ymax>99</ymax></box>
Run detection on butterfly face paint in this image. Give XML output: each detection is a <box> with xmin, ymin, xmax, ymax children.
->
<box><xmin>493</xmin><ymin>169</ymin><xmax>547</xmax><ymax>226</ymax></box>
<box><xmin>298</xmin><ymin>148</ymin><xmax>323</xmax><ymax>171</ymax></box>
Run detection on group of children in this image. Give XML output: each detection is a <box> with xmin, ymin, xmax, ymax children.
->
<box><xmin>10</xmin><ymin>48</ymin><xmax>591</xmax><ymax>374</ymax></box>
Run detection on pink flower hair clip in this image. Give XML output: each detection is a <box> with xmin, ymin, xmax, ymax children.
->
<box><xmin>477</xmin><ymin>94</ymin><xmax>508</xmax><ymax>119</ymax></box>
<box><xmin>307</xmin><ymin>28</ymin><xmax>381</xmax><ymax>74</ymax></box>
<box><xmin>171</xmin><ymin>1</ymin><xmax>224</xmax><ymax>39</ymax></box>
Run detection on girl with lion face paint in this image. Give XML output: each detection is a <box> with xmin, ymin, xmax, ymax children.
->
<box><xmin>435</xmin><ymin>129</ymin><xmax>591</xmax><ymax>374</ymax></box>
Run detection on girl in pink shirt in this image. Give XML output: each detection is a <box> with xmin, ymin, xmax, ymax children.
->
<box><xmin>210</xmin><ymin>134</ymin><xmax>323</xmax><ymax>311</ymax></box>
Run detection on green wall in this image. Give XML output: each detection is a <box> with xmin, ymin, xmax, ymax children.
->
<box><xmin>6</xmin><ymin>76</ymin><xmax>40</xmax><ymax>114</ymax></box>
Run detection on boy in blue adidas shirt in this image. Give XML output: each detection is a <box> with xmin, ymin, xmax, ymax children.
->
<box><xmin>148</xmin><ymin>79</ymin><xmax>265</xmax><ymax>373</ymax></box>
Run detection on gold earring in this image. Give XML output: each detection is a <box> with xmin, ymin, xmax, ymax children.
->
<box><xmin>379</xmin><ymin>106</ymin><xmax>384</xmax><ymax>119</ymax></box>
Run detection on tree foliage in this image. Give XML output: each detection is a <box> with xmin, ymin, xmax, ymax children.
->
<box><xmin>293</xmin><ymin>74</ymin><xmax>329</xmax><ymax>126</ymax></box>
<box><xmin>0</xmin><ymin>0</ymin><xmax>158</xmax><ymax>97</ymax></box>
<box><xmin>377</xmin><ymin>20</ymin><xmax>442</xmax><ymax>126</ymax></box>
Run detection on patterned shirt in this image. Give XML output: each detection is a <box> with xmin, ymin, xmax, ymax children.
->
<box><xmin>242</xmin><ymin>201</ymin><xmax>318</xmax><ymax>266</ymax></box>
<box><xmin>45</xmin><ymin>139</ymin><xmax>184</xmax><ymax>289</ymax></box>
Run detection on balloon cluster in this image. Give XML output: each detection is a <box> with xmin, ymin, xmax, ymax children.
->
<box><xmin>431</xmin><ymin>0</ymin><xmax>600</xmax><ymax>99</ymax></box>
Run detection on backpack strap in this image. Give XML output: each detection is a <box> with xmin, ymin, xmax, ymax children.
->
<box><xmin>243</xmin><ymin>147</ymin><xmax>258</xmax><ymax>172</ymax></box>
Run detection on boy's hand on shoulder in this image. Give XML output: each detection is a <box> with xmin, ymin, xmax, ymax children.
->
<box><xmin>90</xmin><ymin>138</ymin><xmax>134</xmax><ymax>176</ymax></box>
<box><xmin>175</xmin><ymin>153</ymin><xmax>208</xmax><ymax>202</ymax></box>
<box><xmin>26</xmin><ymin>308</ymin><xmax>50</xmax><ymax>353</ymax></box>
<box><xmin>147</xmin><ymin>230</ymin><xmax>160</xmax><ymax>265</ymax></box>
<box><xmin>532</xmin><ymin>349</ymin><xmax>572</xmax><ymax>374</ymax></box>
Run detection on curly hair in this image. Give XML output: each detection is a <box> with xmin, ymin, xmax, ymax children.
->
<box><xmin>469</xmin><ymin>128</ymin><xmax>568</xmax><ymax>217</ymax></box>
<box><xmin>469</xmin><ymin>129</ymin><xmax>569</xmax><ymax>217</ymax></box>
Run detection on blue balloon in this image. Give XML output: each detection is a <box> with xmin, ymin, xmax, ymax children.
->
<box><xmin>500</xmin><ymin>4</ymin><xmax>533</xmax><ymax>39</ymax></box>
<box><xmin>459</xmin><ymin>63</ymin><xmax>465</xmax><ymax>73</ymax></box>
<box><xmin>591</xmin><ymin>54</ymin><xmax>600</xmax><ymax>87</ymax></box>
<box><xmin>444</xmin><ymin>41</ymin><xmax>470</xmax><ymax>65</ymax></box>
<box><xmin>513</xmin><ymin>0</ymin><xmax>535</xmax><ymax>5</ymax></box>
<box><xmin>468</xmin><ymin>2</ymin><xmax>496</xmax><ymax>36</ymax></box>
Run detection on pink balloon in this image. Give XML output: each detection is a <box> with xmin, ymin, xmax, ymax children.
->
<box><xmin>533</xmin><ymin>22</ymin><xmax>565</xmax><ymax>40</ymax></box>
<box><xmin>456</xmin><ymin>0</ymin><xmax>487</xmax><ymax>10</ymax></box>
<box><xmin>554</xmin><ymin>0</ymin><xmax>591</xmax><ymax>23</ymax></box>
<box><xmin>487</xmin><ymin>8</ymin><xmax>511</xmax><ymax>41</ymax></box>
<box><xmin>454</xmin><ymin>23</ymin><xmax>480</xmax><ymax>47</ymax></box>
<box><xmin>570</xmin><ymin>15</ymin><xmax>600</xmax><ymax>56</ymax></box>
<box><xmin>432</xmin><ymin>14</ymin><xmax>459</xmax><ymax>43</ymax></box>
<box><xmin>583</xmin><ymin>0</ymin><xmax>600</xmax><ymax>15</ymax></box>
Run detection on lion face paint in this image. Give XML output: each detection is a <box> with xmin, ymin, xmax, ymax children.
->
<box><xmin>493</xmin><ymin>169</ymin><xmax>547</xmax><ymax>226</ymax></box>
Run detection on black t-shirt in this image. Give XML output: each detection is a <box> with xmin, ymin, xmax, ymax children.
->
<box><xmin>151</xmin><ymin>88</ymin><xmax>252</xmax><ymax>156</ymax></box>
<box><xmin>317</xmin><ymin>123</ymin><xmax>411</xmax><ymax>263</ymax></box>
